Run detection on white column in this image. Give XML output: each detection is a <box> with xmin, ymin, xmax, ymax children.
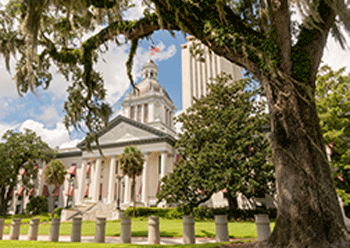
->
<box><xmin>160</xmin><ymin>151</ymin><xmax>167</xmax><ymax>180</ymax></box>
<box><xmin>141</xmin><ymin>104</ymin><xmax>144</xmax><ymax>123</ymax></box>
<box><xmin>149</xmin><ymin>103</ymin><xmax>154</xmax><ymax>122</ymax></box>
<box><xmin>77</xmin><ymin>160</ymin><xmax>87</xmax><ymax>205</ymax></box>
<box><xmin>92</xmin><ymin>159</ymin><xmax>102</xmax><ymax>202</ymax></box>
<box><xmin>123</xmin><ymin>175</ymin><xmax>130</xmax><ymax>204</ymax></box>
<box><xmin>107</xmin><ymin>156</ymin><xmax>116</xmax><ymax>204</ymax></box>
<box><xmin>141</xmin><ymin>153</ymin><xmax>150</xmax><ymax>206</ymax></box>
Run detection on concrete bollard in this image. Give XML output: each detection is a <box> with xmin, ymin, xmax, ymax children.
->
<box><xmin>49</xmin><ymin>218</ymin><xmax>61</xmax><ymax>242</ymax></box>
<box><xmin>28</xmin><ymin>218</ymin><xmax>40</xmax><ymax>240</ymax></box>
<box><xmin>255</xmin><ymin>214</ymin><xmax>271</xmax><ymax>241</ymax></box>
<box><xmin>71</xmin><ymin>217</ymin><xmax>82</xmax><ymax>242</ymax></box>
<box><xmin>120</xmin><ymin>214</ymin><xmax>131</xmax><ymax>243</ymax></box>
<box><xmin>94</xmin><ymin>217</ymin><xmax>106</xmax><ymax>243</ymax></box>
<box><xmin>148</xmin><ymin>216</ymin><xmax>160</xmax><ymax>244</ymax></box>
<box><xmin>215</xmin><ymin>215</ymin><xmax>229</xmax><ymax>242</ymax></box>
<box><xmin>183</xmin><ymin>215</ymin><xmax>195</xmax><ymax>244</ymax></box>
<box><xmin>0</xmin><ymin>219</ymin><xmax>5</xmax><ymax>240</ymax></box>
<box><xmin>9</xmin><ymin>218</ymin><xmax>21</xmax><ymax>240</ymax></box>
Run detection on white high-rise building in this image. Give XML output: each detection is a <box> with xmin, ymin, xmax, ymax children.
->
<box><xmin>181</xmin><ymin>36</ymin><xmax>242</xmax><ymax>110</ymax></box>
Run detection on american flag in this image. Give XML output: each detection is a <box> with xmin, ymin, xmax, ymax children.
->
<box><xmin>150</xmin><ymin>45</ymin><xmax>161</xmax><ymax>53</ymax></box>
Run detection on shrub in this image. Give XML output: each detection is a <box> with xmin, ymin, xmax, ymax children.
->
<box><xmin>124</xmin><ymin>207</ymin><xmax>170</xmax><ymax>217</ymax></box>
<box><xmin>26</xmin><ymin>196</ymin><xmax>48</xmax><ymax>215</ymax></box>
<box><xmin>123</xmin><ymin>206</ymin><xmax>277</xmax><ymax>220</ymax></box>
<box><xmin>165</xmin><ymin>207</ymin><xmax>184</xmax><ymax>219</ymax></box>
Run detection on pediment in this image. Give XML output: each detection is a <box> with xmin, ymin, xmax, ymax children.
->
<box><xmin>77</xmin><ymin>115</ymin><xmax>176</xmax><ymax>149</ymax></box>
<box><xmin>98</xmin><ymin>121</ymin><xmax>159</xmax><ymax>145</ymax></box>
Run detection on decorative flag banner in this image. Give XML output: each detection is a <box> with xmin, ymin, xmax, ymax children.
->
<box><xmin>150</xmin><ymin>45</ymin><xmax>161</xmax><ymax>56</ymax></box>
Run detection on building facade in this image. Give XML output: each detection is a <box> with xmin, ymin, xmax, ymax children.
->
<box><xmin>8</xmin><ymin>60</ymin><xmax>178</xmax><ymax>216</ymax></box>
<box><xmin>181</xmin><ymin>36</ymin><xmax>243</xmax><ymax>110</ymax></box>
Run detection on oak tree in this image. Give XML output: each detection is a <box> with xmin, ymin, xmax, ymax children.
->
<box><xmin>0</xmin><ymin>129</ymin><xmax>54</xmax><ymax>215</ymax></box>
<box><xmin>1</xmin><ymin>0</ymin><xmax>350</xmax><ymax>246</ymax></box>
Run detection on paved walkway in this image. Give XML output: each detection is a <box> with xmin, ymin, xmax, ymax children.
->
<box><xmin>2</xmin><ymin>234</ymin><xmax>251</xmax><ymax>245</ymax></box>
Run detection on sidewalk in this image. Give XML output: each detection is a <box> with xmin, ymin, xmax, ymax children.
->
<box><xmin>2</xmin><ymin>234</ymin><xmax>248</xmax><ymax>245</ymax></box>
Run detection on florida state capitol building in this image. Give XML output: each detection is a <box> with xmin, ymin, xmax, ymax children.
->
<box><xmin>9</xmin><ymin>37</ymin><xmax>247</xmax><ymax>218</ymax></box>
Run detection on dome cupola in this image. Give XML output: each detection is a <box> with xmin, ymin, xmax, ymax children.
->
<box><xmin>142</xmin><ymin>60</ymin><xmax>159</xmax><ymax>80</ymax></box>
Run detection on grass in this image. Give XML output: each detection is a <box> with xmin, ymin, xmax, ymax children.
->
<box><xmin>0</xmin><ymin>240</ymin><xmax>228</xmax><ymax>248</ymax></box>
<box><xmin>2</xmin><ymin>217</ymin><xmax>275</xmax><ymax>239</ymax></box>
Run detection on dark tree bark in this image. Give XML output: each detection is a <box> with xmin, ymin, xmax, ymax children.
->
<box><xmin>0</xmin><ymin>193</ymin><xmax>7</xmax><ymax>216</ymax></box>
<box><xmin>0</xmin><ymin>187</ymin><xmax>13</xmax><ymax>216</ymax></box>
<box><xmin>223</xmin><ymin>192</ymin><xmax>238</xmax><ymax>210</ymax></box>
<box><xmin>258</xmin><ymin>75</ymin><xmax>350</xmax><ymax>247</ymax></box>
<box><xmin>132</xmin><ymin>175</ymin><xmax>136</xmax><ymax>217</ymax></box>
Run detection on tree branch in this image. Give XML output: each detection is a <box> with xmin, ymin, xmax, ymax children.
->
<box><xmin>294</xmin><ymin>0</ymin><xmax>336</xmax><ymax>84</ymax></box>
<box><xmin>267</xmin><ymin>0</ymin><xmax>292</xmax><ymax>74</ymax></box>
<box><xmin>152</xmin><ymin>0</ymin><xmax>274</xmax><ymax>80</ymax></box>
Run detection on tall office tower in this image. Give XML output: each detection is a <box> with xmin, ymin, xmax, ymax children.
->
<box><xmin>181</xmin><ymin>36</ymin><xmax>243</xmax><ymax>110</ymax></box>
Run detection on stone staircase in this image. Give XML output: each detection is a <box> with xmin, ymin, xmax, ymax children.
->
<box><xmin>61</xmin><ymin>200</ymin><xmax>148</xmax><ymax>221</ymax></box>
<box><xmin>61</xmin><ymin>201</ymin><xmax>120</xmax><ymax>221</ymax></box>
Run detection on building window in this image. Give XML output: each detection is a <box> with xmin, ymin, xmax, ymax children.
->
<box><xmin>99</xmin><ymin>183</ymin><xmax>102</xmax><ymax>201</ymax></box>
<box><xmin>137</xmin><ymin>105</ymin><xmax>142</xmax><ymax>122</ymax></box>
<box><xmin>165</xmin><ymin>108</ymin><xmax>168</xmax><ymax>125</ymax></box>
<box><xmin>115</xmin><ymin>160</ymin><xmax>119</xmax><ymax>174</ymax></box>
<box><xmin>158</xmin><ymin>155</ymin><xmax>162</xmax><ymax>175</ymax></box>
<box><xmin>169</xmin><ymin>111</ymin><xmax>172</xmax><ymax>127</ymax></box>
<box><xmin>144</xmin><ymin>104</ymin><xmax>148</xmax><ymax>123</ymax></box>
<box><xmin>130</xmin><ymin>106</ymin><xmax>135</xmax><ymax>120</ymax></box>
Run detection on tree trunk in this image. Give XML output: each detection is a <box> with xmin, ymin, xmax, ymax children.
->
<box><xmin>132</xmin><ymin>177</ymin><xmax>136</xmax><ymax>217</ymax></box>
<box><xmin>223</xmin><ymin>192</ymin><xmax>238</xmax><ymax>210</ymax></box>
<box><xmin>51</xmin><ymin>189</ymin><xmax>55</xmax><ymax>218</ymax></box>
<box><xmin>259</xmin><ymin>76</ymin><xmax>350</xmax><ymax>247</ymax></box>
<box><xmin>0</xmin><ymin>192</ymin><xmax>8</xmax><ymax>215</ymax></box>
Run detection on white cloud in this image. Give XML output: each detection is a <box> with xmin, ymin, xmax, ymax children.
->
<box><xmin>123</xmin><ymin>0</ymin><xmax>146</xmax><ymax>20</ymax></box>
<box><xmin>19</xmin><ymin>120</ymin><xmax>81</xmax><ymax>149</ymax></box>
<box><xmin>38</xmin><ymin>105</ymin><xmax>63</xmax><ymax>127</ymax></box>
<box><xmin>151</xmin><ymin>43</ymin><xmax>177</xmax><ymax>61</ymax></box>
<box><xmin>59</xmin><ymin>139</ymin><xmax>82</xmax><ymax>149</ymax></box>
<box><xmin>174</xmin><ymin>110</ymin><xmax>184</xmax><ymax>135</ymax></box>
<box><xmin>0</xmin><ymin>0</ymin><xmax>8</xmax><ymax>5</ymax></box>
<box><xmin>0</xmin><ymin>122</ymin><xmax>19</xmax><ymax>139</ymax></box>
<box><xmin>0</xmin><ymin>60</ymin><xmax>18</xmax><ymax>98</ymax></box>
<box><xmin>97</xmin><ymin>41</ymin><xmax>177</xmax><ymax>107</ymax></box>
<box><xmin>322</xmin><ymin>34</ymin><xmax>350</xmax><ymax>73</ymax></box>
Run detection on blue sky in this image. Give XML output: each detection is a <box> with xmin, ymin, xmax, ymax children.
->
<box><xmin>0</xmin><ymin>26</ymin><xmax>187</xmax><ymax>148</ymax></box>
<box><xmin>0</xmin><ymin>1</ymin><xmax>349</xmax><ymax>149</ymax></box>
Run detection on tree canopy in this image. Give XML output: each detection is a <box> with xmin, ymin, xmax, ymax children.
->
<box><xmin>44</xmin><ymin>159</ymin><xmax>67</xmax><ymax>216</ymax></box>
<box><xmin>0</xmin><ymin>129</ymin><xmax>54</xmax><ymax>215</ymax></box>
<box><xmin>315</xmin><ymin>65</ymin><xmax>350</xmax><ymax>206</ymax></box>
<box><xmin>1</xmin><ymin>0</ymin><xmax>350</xmax><ymax>246</ymax></box>
<box><xmin>157</xmin><ymin>74</ymin><xmax>274</xmax><ymax>213</ymax></box>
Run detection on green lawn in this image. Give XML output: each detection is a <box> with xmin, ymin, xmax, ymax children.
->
<box><xmin>3</xmin><ymin>218</ymin><xmax>275</xmax><ymax>239</ymax></box>
<box><xmin>0</xmin><ymin>240</ymin><xmax>227</xmax><ymax>248</ymax></box>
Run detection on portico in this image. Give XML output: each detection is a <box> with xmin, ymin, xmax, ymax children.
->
<box><xmin>72</xmin><ymin>145</ymin><xmax>174</xmax><ymax>208</ymax></box>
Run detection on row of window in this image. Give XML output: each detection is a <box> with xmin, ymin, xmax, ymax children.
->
<box><xmin>130</xmin><ymin>104</ymin><xmax>148</xmax><ymax>123</ymax></box>
<box><xmin>164</xmin><ymin>107</ymin><xmax>172</xmax><ymax>127</ymax></box>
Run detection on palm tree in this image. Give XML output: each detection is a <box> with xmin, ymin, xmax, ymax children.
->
<box><xmin>119</xmin><ymin>146</ymin><xmax>145</xmax><ymax>217</ymax></box>
<box><xmin>44</xmin><ymin>159</ymin><xmax>67</xmax><ymax>217</ymax></box>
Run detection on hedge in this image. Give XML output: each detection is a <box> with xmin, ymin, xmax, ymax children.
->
<box><xmin>124</xmin><ymin>206</ymin><xmax>277</xmax><ymax>221</ymax></box>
